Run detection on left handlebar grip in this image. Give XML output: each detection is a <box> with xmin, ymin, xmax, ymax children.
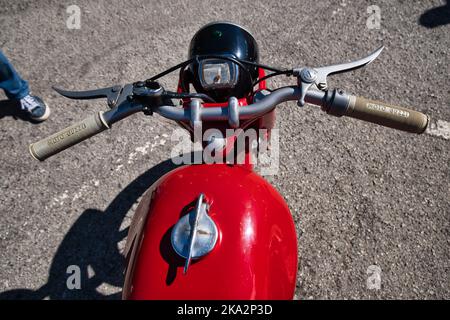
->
<box><xmin>29</xmin><ymin>111</ymin><xmax>110</xmax><ymax>161</ymax></box>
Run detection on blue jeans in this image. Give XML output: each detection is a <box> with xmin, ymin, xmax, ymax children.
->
<box><xmin>0</xmin><ymin>50</ymin><xmax>29</xmax><ymax>100</ymax></box>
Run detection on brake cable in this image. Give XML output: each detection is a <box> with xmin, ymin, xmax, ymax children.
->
<box><xmin>147</xmin><ymin>58</ymin><xmax>195</xmax><ymax>82</ymax></box>
<box><xmin>144</xmin><ymin>55</ymin><xmax>293</xmax><ymax>102</ymax></box>
<box><xmin>252</xmin><ymin>70</ymin><xmax>293</xmax><ymax>87</ymax></box>
<box><xmin>146</xmin><ymin>55</ymin><xmax>291</xmax><ymax>82</ymax></box>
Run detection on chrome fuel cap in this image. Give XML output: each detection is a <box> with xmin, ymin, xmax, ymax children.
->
<box><xmin>171</xmin><ymin>194</ymin><xmax>218</xmax><ymax>274</ymax></box>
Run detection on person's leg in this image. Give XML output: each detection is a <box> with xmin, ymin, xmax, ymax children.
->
<box><xmin>0</xmin><ymin>50</ymin><xmax>50</xmax><ymax>121</ymax></box>
<box><xmin>0</xmin><ymin>50</ymin><xmax>30</xmax><ymax>100</ymax></box>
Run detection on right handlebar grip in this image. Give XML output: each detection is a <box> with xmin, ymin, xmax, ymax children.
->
<box><xmin>345</xmin><ymin>96</ymin><xmax>429</xmax><ymax>134</ymax></box>
<box><xmin>29</xmin><ymin>111</ymin><xmax>110</xmax><ymax>161</ymax></box>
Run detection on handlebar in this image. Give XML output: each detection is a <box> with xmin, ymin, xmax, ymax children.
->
<box><xmin>155</xmin><ymin>87</ymin><xmax>326</xmax><ymax>124</ymax></box>
<box><xmin>29</xmin><ymin>86</ymin><xmax>429</xmax><ymax>161</ymax></box>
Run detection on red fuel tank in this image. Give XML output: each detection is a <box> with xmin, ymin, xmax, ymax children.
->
<box><xmin>123</xmin><ymin>164</ymin><xmax>298</xmax><ymax>300</ymax></box>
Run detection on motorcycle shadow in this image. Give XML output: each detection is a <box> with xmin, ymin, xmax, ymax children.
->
<box><xmin>0</xmin><ymin>155</ymin><xmax>187</xmax><ymax>300</ymax></box>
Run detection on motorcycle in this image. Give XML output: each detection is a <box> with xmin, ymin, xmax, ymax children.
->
<box><xmin>29</xmin><ymin>22</ymin><xmax>429</xmax><ymax>299</ymax></box>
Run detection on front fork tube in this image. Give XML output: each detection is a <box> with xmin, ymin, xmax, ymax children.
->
<box><xmin>180</xmin><ymin>110</ymin><xmax>276</xmax><ymax>171</ymax></box>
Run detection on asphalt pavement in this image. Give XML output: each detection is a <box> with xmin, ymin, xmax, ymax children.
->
<box><xmin>0</xmin><ymin>0</ymin><xmax>449</xmax><ymax>299</ymax></box>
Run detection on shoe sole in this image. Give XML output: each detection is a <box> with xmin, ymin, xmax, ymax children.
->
<box><xmin>32</xmin><ymin>101</ymin><xmax>51</xmax><ymax>122</ymax></box>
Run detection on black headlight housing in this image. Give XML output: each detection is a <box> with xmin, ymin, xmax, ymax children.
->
<box><xmin>184</xmin><ymin>21</ymin><xmax>259</xmax><ymax>102</ymax></box>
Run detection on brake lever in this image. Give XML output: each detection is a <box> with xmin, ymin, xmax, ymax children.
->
<box><xmin>293</xmin><ymin>46</ymin><xmax>384</xmax><ymax>106</ymax></box>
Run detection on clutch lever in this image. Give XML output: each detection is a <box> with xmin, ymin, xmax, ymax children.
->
<box><xmin>53</xmin><ymin>84</ymin><xmax>134</xmax><ymax>109</ymax></box>
<box><xmin>293</xmin><ymin>46</ymin><xmax>384</xmax><ymax>106</ymax></box>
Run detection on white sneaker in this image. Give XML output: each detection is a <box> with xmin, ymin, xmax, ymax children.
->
<box><xmin>19</xmin><ymin>94</ymin><xmax>51</xmax><ymax>122</ymax></box>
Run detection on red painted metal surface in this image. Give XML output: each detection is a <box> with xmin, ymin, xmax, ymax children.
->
<box><xmin>124</xmin><ymin>164</ymin><xmax>298</xmax><ymax>300</ymax></box>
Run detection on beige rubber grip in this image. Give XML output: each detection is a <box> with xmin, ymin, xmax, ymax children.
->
<box><xmin>29</xmin><ymin>112</ymin><xmax>109</xmax><ymax>161</ymax></box>
<box><xmin>345</xmin><ymin>96</ymin><xmax>429</xmax><ymax>134</ymax></box>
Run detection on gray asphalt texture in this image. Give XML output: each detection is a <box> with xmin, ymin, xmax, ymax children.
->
<box><xmin>0</xmin><ymin>0</ymin><xmax>449</xmax><ymax>300</ymax></box>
